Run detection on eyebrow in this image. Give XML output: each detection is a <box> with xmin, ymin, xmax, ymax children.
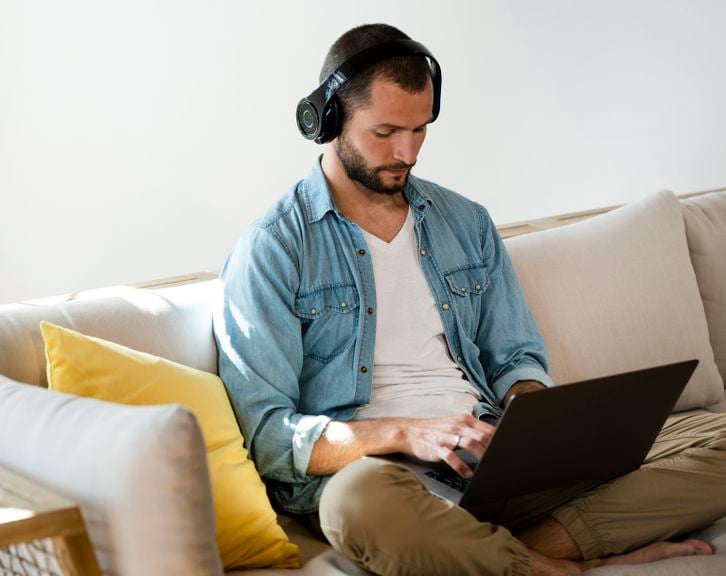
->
<box><xmin>374</xmin><ymin>118</ymin><xmax>433</xmax><ymax>131</ymax></box>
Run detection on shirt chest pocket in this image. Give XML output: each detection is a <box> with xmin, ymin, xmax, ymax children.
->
<box><xmin>444</xmin><ymin>265</ymin><xmax>490</xmax><ymax>339</ymax></box>
<box><xmin>294</xmin><ymin>284</ymin><xmax>360</xmax><ymax>363</ymax></box>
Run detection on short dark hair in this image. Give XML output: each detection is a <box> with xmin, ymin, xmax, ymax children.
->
<box><xmin>320</xmin><ymin>24</ymin><xmax>432</xmax><ymax>120</ymax></box>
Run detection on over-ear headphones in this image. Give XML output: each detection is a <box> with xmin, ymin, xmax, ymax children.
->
<box><xmin>296</xmin><ymin>39</ymin><xmax>442</xmax><ymax>144</ymax></box>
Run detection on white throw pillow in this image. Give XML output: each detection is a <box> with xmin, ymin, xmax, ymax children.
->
<box><xmin>682</xmin><ymin>192</ymin><xmax>726</xmax><ymax>389</ymax></box>
<box><xmin>0</xmin><ymin>375</ymin><xmax>223</xmax><ymax>576</ymax></box>
<box><xmin>504</xmin><ymin>190</ymin><xmax>723</xmax><ymax>411</ymax></box>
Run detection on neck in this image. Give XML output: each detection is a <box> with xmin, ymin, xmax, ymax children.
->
<box><xmin>320</xmin><ymin>148</ymin><xmax>409</xmax><ymax>242</ymax></box>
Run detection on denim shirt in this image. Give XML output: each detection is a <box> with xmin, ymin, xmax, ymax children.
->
<box><xmin>213</xmin><ymin>159</ymin><xmax>553</xmax><ymax>514</ymax></box>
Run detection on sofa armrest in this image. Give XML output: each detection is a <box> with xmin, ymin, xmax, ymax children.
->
<box><xmin>0</xmin><ymin>375</ymin><xmax>223</xmax><ymax>576</ymax></box>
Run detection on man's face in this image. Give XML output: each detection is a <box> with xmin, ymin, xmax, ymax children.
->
<box><xmin>334</xmin><ymin>78</ymin><xmax>434</xmax><ymax>195</ymax></box>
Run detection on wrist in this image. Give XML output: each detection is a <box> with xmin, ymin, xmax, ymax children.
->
<box><xmin>387</xmin><ymin>418</ymin><xmax>409</xmax><ymax>454</ymax></box>
<box><xmin>504</xmin><ymin>380</ymin><xmax>545</xmax><ymax>407</ymax></box>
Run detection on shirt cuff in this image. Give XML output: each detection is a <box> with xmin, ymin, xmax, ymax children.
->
<box><xmin>492</xmin><ymin>365</ymin><xmax>555</xmax><ymax>403</ymax></box>
<box><xmin>292</xmin><ymin>414</ymin><xmax>332</xmax><ymax>478</ymax></box>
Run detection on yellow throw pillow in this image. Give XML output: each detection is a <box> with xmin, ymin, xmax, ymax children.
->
<box><xmin>40</xmin><ymin>321</ymin><xmax>300</xmax><ymax>570</ymax></box>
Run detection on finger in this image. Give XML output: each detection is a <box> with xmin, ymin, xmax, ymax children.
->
<box><xmin>459</xmin><ymin>421</ymin><xmax>495</xmax><ymax>449</ymax></box>
<box><xmin>462</xmin><ymin>414</ymin><xmax>497</xmax><ymax>434</ymax></box>
<box><xmin>456</xmin><ymin>434</ymin><xmax>486</xmax><ymax>461</ymax></box>
<box><xmin>451</xmin><ymin>433</ymin><xmax>462</xmax><ymax>451</ymax></box>
<box><xmin>441</xmin><ymin>449</ymin><xmax>473</xmax><ymax>479</ymax></box>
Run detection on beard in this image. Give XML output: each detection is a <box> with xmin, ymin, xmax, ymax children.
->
<box><xmin>335</xmin><ymin>132</ymin><xmax>415</xmax><ymax>196</ymax></box>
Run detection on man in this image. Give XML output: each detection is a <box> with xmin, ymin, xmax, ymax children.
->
<box><xmin>214</xmin><ymin>23</ymin><xmax>725</xmax><ymax>576</ymax></box>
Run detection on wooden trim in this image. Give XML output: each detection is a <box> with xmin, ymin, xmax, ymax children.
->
<box><xmin>131</xmin><ymin>271</ymin><xmax>217</xmax><ymax>290</ymax></box>
<box><xmin>3</xmin><ymin>272</ymin><xmax>218</xmax><ymax>309</ymax></box>
<box><xmin>53</xmin><ymin>528</ymin><xmax>101</xmax><ymax>576</ymax></box>
<box><xmin>0</xmin><ymin>466</ymin><xmax>101</xmax><ymax>575</ymax></box>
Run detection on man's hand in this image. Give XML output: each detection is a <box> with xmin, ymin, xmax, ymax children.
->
<box><xmin>307</xmin><ymin>414</ymin><xmax>495</xmax><ymax>479</ymax></box>
<box><xmin>397</xmin><ymin>414</ymin><xmax>496</xmax><ymax>479</ymax></box>
<box><xmin>503</xmin><ymin>379</ymin><xmax>546</xmax><ymax>408</ymax></box>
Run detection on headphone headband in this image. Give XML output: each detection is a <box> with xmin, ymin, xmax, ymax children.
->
<box><xmin>296</xmin><ymin>38</ymin><xmax>442</xmax><ymax>144</ymax></box>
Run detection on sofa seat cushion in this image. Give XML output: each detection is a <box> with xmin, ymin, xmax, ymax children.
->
<box><xmin>682</xmin><ymin>192</ymin><xmax>726</xmax><ymax>387</ymax></box>
<box><xmin>227</xmin><ymin>515</ymin><xmax>369</xmax><ymax>576</ymax></box>
<box><xmin>504</xmin><ymin>190</ymin><xmax>723</xmax><ymax>411</ymax></box>
<box><xmin>41</xmin><ymin>321</ymin><xmax>300</xmax><ymax>570</ymax></box>
<box><xmin>0</xmin><ymin>374</ymin><xmax>223</xmax><ymax>576</ymax></box>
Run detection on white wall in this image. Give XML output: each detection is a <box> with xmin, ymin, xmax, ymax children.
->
<box><xmin>1</xmin><ymin>0</ymin><xmax>725</xmax><ymax>304</ymax></box>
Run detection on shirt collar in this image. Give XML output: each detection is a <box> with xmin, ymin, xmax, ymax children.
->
<box><xmin>302</xmin><ymin>157</ymin><xmax>433</xmax><ymax>224</ymax></box>
<box><xmin>302</xmin><ymin>157</ymin><xmax>340</xmax><ymax>224</ymax></box>
<box><xmin>404</xmin><ymin>175</ymin><xmax>433</xmax><ymax>222</ymax></box>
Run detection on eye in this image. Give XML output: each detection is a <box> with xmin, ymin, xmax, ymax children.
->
<box><xmin>375</xmin><ymin>130</ymin><xmax>394</xmax><ymax>138</ymax></box>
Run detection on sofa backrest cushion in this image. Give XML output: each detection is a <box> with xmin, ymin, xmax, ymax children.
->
<box><xmin>0</xmin><ymin>374</ymin><xmax>223</xmax><ymax>576</ymax></box>
<box><xmin>504</xmin><ymin>190</ymin><xmax>724</xmax><ymax>412</ymax></box>
<box><xmin>682</xmin><ymin>191</ymin><xmax>726</xmax><ymax>388</ymax></box>
<box><xmin>0</xmin><ymin>279</ymin><xmax>219</xmax><ymax>387</ymax></box>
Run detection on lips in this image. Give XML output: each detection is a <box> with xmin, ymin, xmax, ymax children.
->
<box><xmin>386</xmin><ymin>167</ymin><xmax>409</xmax><ymax>175</ymax></box>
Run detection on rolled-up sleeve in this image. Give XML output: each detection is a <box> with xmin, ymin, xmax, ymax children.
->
<box><xmin>475</xmin><ymin>206</ymin><xmax>554</xmax><ymax>403</ymax></box>
<box><xmin>213</xmin><ymin>225</ymin><xmax>327</xmax><ymax>484</ymax></box>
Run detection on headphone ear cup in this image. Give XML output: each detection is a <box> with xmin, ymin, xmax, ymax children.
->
<box><xmin>316</xmin><ymin>96</ymin><xmax>343</xmax><ymax>144</ymax></box>
<box><xmin>296</xmin><ymin>98</ymin><xmax>322</xmax><ymax>141</ymax></box>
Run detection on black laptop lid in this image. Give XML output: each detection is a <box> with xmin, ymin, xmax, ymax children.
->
<box><xmin>459</xmin><ymin>359</ymin><xmax>698</xmax><ymax>511</ymax></box>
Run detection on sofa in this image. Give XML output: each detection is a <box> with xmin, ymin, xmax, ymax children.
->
<box><xmin>1</xmin><ymin>188</ymin><xmax>725</xmax><ymax>575</ymax></box>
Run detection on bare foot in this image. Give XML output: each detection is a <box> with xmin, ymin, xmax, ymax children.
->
<box><xmin>580</xmin><ymin>539</ymin><xmax>714</xmax><ymax>572</ymax></box>
<box><xmin>531</xmin><ymin>539</ymin><xmax>714</xmax><ymax>575</ymax></box>
<box><xmin>529</xmin><ymin>550</ymin><xmax>583</xmax><ymax>576</ymax></box>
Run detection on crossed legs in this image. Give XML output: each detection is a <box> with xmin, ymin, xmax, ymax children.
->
<box><xmin>319</xmin><ymin>412</ymin><xmax>726</xmax><ymax>575</ymax></box>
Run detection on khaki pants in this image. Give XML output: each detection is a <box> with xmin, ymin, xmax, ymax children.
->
<box><xmin>318</xmin><ymin>412</ymin><xmax>726</xmax><ymax>576</ymax></box>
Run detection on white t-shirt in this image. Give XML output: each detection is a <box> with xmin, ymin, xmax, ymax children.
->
<box><xmin>353</xmin><ymin>208</ymin><xmax>482</xmax><ymax>420</ymax></box>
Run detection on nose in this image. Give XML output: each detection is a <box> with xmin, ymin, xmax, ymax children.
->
<box><xmin>392</xmin><ymin>132</ymin><xmax>421</xmax><ymax>165</ymax></box>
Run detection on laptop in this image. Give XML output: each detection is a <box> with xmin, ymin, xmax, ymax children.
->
<box><xmin>382</xmin><ymin>359</ymin><xmax>698</xmax><ymax>520</ymax></box>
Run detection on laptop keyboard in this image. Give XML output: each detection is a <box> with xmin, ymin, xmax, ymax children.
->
<box><xmin>425</xmin><ymin>467</ymin><xmax>470</xmax><ymax>492</ymax></box>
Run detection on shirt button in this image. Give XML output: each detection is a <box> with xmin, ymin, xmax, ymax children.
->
<box><xmin>420</xmin><ymin>248</ymin><xmax>427</xmax><ymax>256</ymax></box>
<box><xmin>367</xmin><ymin>307</ymin><xmax>374</xmax><ymax>315</ymax></box>
<box><xmin>475</xmin><ymin>284</ymin><xmax>481</xmax><ymax>290</ymax></box>
<box><xmin>310</xmin><ymin>308</ymin><xmax>317</xmax><ymax>315</ymax></box>
<box><xmin>457</xmin><ymin>355</ymin><xmax>463</xmax><ymax>362</ymax></box>
<box><xmin>358</xmin><ymin>249</ymin><xmax>366</xmax><ymax>256</ymax></box>
<box><xmin>442</xmin><ymin>303</ymin><xmax>450</xmax><ymax>310</ymax></box>
<box><xmin>460</xmin><ymin>288</ymin><xmax>467</xmax><ymax>293</ymax></box>
<box><xmin>360</xmin><ymin>366</ymin><xmax>368</xmax><ymax>373</ymax></box>
<box><xmin>340</xmin><ymin>302</ymin><xmax>347</xmax><ymax>308</ymax></box>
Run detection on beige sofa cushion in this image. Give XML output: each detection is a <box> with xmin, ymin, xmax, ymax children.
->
<box><xmin>682</xmin><ymin>192</ymin><xmax>726</xmax><ymax>387</ymax></box>
<box><xmin>0</xmin><ymin>375</ymin><xmax>223</xmax><ymax>576</ymax></box>
<box><xmin>0</xmin><ymin>279</ymin><xmax>218</xmax><ymax>388</ymax></box>
<box><xmin>504</xmin><ymin>190</ymin><xmax>724</xmax><ymax>411</ymax></box>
